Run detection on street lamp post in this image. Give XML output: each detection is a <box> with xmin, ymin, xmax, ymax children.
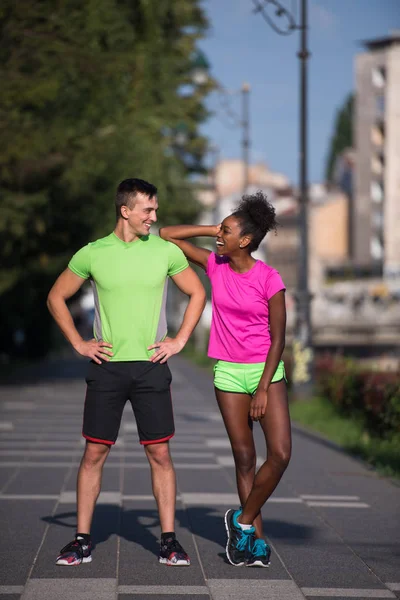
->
<box><xmin>253</xmin><ymin>0</ymin><xmax>314</xmax><ymax>396</ymax></box>
<box><xmin>214</xmin><ymin>81</ymin><xmax>252</xmax><ymax>196</ymax></box>
<box><xmin>242</xmin><ymin>82</ymin><xmax>251</xmax><ymax>194</ymax></box>
<box><xmin>208</xmin><ymin>144</ymin><xmax>221</xmax><ymax>224</ymax></box>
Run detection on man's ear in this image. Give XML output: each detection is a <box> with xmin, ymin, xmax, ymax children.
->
<box><xmin>120</xmin><ymin>205</ymin><xmax>130</xmax><ymax>220</ymax></box>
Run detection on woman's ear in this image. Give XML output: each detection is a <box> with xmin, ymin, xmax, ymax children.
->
<box><xmin>239</xmin><ymin>236</ymin><xmax>251</xmax><ymax>249</ymax></box>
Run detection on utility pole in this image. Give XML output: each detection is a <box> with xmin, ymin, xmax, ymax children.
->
<box><xmin>294</xmin><ymin>0</ymin><xmax>313</xmax><ymax>396</ymax></box>
<box><xmin>242</xmin><ymin>82</ymin><xmax>251</xmax><ymax>195</ymax></box>
<box><xmin>253</xmin><ymin>0</ymin><xmax>314</xmax><ymax>396</ymax></box>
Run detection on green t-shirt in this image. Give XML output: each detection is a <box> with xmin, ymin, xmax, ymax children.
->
<box><xmin>68</xmin><ymin>232</ymin><xmax>189</xmax><ymax>361</ymax></box>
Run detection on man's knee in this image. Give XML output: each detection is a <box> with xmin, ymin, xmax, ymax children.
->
<box><xmin>145</xmin><ymin>442</ymin><xmax>172</xmax><ymax>469</ymax></box>
<box><xmin>82</xmin><ymin>441</ymin><xmax>110</xmax><ymax>468</ymax></box>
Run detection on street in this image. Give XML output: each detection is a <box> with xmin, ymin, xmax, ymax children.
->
<box><xmin>0</xmin><ymin>355</ymin><xmax>399</xmax><ymax>600</ymax></box>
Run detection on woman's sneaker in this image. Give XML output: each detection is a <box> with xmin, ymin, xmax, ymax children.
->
<box><xmin>159</xmin><ymin>536</ymin><xmax>190</xmax><ymax>566</ymax></box>
<box><xmin>224</xmin><ymin>509</ymin><xmax>255</xmax><ymax>566</ymax></box>
<box><xmin>246</xmin><ymin>538</ymin><xmax>271</xmax><ymax>567</ymax></box>
<box><xmin>56</xmin><ymin>537</ymin><xmax>92</xmax><ymax>566</ymax></box>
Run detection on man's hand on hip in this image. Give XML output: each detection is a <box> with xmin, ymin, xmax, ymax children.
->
<box><xmin>148</xmin><ymin>337</ymin><xmax>185</xmax><ymax>363</ymax></box>
<box><xmin>74</xmin><ymin>339</ymin><xmax>113</xmax><ymax>364</ymax></box>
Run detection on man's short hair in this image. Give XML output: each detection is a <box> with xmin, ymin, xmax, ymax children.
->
<box><xmin>115</xmin><ymin>178</ymin><xmax>157</xmax><ymax>219</ymax></box>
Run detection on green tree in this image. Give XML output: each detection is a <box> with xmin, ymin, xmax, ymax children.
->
<box><xmin>325</xmin><ymin>94</ymin><xmax>354</xmax><ymax>182</ymax></box>
<box><xmin>0</xmin><ymin>0</ymin><xmax>214</xmax><ymax>358</ymax></box>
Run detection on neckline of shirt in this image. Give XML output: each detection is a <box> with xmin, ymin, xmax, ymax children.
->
<box><xmin>227</xmin><ymin>259</ymin><xmax>259</xmax><ymax>276</ymax></box>
<box><xmin>111</xmin><ymin>231</ymin><xmax>147</xmax><ymax>247</ymax></box>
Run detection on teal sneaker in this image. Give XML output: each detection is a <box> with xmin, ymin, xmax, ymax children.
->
<box><xmin>246</xmin><ymin>538</ymin><xmax>271</xmax><ymax>567</ymax></box>
<box><xmin>224</xmin><ymin>509</ymin><xmax>255</xmax><ymax>566</ymax></box>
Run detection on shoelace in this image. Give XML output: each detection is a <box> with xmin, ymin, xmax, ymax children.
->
<box><xmin>252</xmin><ymin>539</ymin><xmax>267</xmax><ymax>557</ymax></box>
<box><xmin>236</xmin><ymin>529</ymin><xmax>254</xmax><ymax>552</ymax></box>
<box><xmin>59</xmin><ymin>540</ymin><xmax>84</xmax><ymax>557</ymax></box>
<box><xmin>164</xmin><ymin>538</ymin><xmax>185</xmax><ymax>555</ymax></box>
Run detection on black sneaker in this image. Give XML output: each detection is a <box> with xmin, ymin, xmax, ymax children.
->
<box><xmin>159</xmin><ymin>536</ymin><xmax>190</xmax><ymax>566</ymax></box>
<box><xmin>224</xmin><ymin>508</ymin><xmax>255</xmax><ymax>566</ymax></box>
<box><xmin>246</xmin><ymin>538</ymin><xmax>271</xmax><ymax>567</ymax></box>
<box><xmin>56</xmin><ymin>537</ymin><xmax>92</xmax><ymax>566</ymax></box>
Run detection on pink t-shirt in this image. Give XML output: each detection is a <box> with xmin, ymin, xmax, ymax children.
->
<box><xmin>206</xmin><ymin>252</ymin><xmax>286</xmax><ymax>363</ymax></box>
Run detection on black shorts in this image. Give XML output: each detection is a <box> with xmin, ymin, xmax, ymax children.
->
<box><xmin>83</xmin><ymin>361</ymin><xmax>174</xmax><ymax>446</ymax></box>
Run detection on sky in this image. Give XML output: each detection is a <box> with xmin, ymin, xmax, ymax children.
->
<box><xmin>199</xmin><ymin>0</ymin><xmax>400</xmax><ymax>184</ymax></box>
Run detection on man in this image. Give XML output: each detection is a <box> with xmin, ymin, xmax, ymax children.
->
<box><xmin>47</xmin><ymin>178</ymin><xmax>206</xmax><ymax>567</ymax></box>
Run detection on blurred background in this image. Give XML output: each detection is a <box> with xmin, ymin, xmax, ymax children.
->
<box><xmin>0</xmin><ymin>0</ymin><xmax>399</xmax><ymax>435</ymax></box>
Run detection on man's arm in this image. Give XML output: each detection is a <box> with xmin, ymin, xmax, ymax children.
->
<box><xmin>148</xmin><ymin>266</ymin><xmax>206</xmax><ymax>363</ymax></box>
<box><xmin>47</xmin><ymin>269</ymin><xmax>113</xmax><ymax>363</ymax></box>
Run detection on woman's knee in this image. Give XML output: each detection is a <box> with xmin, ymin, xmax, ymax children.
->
<box><xmin>232</xmin><ymin>443</ymin><xmax>256</xmax><ymax>473</ymax></box>
<box><xmin>269</xmin><ymin>445</ymin><xmax>291</xmax><ymax>472</ymax></box>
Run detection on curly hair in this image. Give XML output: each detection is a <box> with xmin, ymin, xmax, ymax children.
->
<box><xmin>231</xmin><ymin>190</ymin><xmax>278</xmax><ymax>252</ymax></box>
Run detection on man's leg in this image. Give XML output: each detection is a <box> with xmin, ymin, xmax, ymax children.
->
<box><xmin>55</xmin><ymin>441</ymin><xmax>111</xmax><ymax>566</ymax></box>
<box><xmin>144</xmin><ymin>441</ymin><xmax>176</xmax><ymax>533</ymax></box>
<box><xmin>144</xmin><ymin>441</ymin><xmax>190</xmax><ymax>565</ymax></box>
<box><xmin>134</xmin><ymin>362</ymin><xmax>189</xmax><ymax>565</ymax></box>
<box><xmin>77</xmin><ymin>440</ymin><xmax>111</xmax><ymax>534</ymax></box>
<box><xmin>56</xmin><ymin>361</ymin><xmax>127</xmax><ymax>566</ymax></box>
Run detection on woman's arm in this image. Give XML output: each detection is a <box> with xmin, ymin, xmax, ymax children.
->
<box><xmin>250</xmin><ymin>290</ymin><xmax>287</xmax><ymax>420</ymax></box>
<box><xmin>159</xmin><ymin>224</ymin><xmax>220</xmax><ymax>270</ymax></box>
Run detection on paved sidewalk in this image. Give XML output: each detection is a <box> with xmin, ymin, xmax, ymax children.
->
<box><xmin>0</xmin><ymin>355</ymin><xmax>399</xmax><ymax>600</ymax></box>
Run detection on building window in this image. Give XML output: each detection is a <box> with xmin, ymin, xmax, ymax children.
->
<box><xmin>371</xmin><ymin>124</ymin><xmax>384</xmax><ymax>146</ymax></box>
<box><xmin>371</xmin><ymin>180</ymin><xmax>384</xmax><ymax>203</ymax></box>
<box><xmin>371</xmin><ymin>155</ymin><xmax>384</xmax><ymax>175</ymax></box>
<box><xmin>372</xmin><ymin>66</ymin><xmax>386</xmax><ymax>88</ymax></box>
<box><xmin>376</xmin><ymin>94</ymin><xmax>385</xmax><ymax>117</ymax></box>
<box><xmin>370</xmin><ymin>236</ymin><xmax>384</xmax><ymax>261</ymax></box>
<box><xmin>372</xmin><ymin>209</ymin><xmax>383</xmax><ymax>230</ymax></box>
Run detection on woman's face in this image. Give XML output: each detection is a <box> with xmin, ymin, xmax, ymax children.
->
<box><xmin>215</xmin><ymin>215</ymin><xmax>247</xmax><ymax>255</ymax></box>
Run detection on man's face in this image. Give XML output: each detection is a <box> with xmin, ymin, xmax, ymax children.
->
<box><xmin>123</xmin><ymin>193</ymin><xmax>158</xmax><ymax>237</ymax></box>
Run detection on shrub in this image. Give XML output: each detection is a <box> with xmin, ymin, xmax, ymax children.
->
<box><xmin>313</xmin><ymin>355</ymin><xmax>400</xmax><ymax>437</ymax></box>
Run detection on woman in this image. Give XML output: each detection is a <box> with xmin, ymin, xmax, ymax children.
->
<box><xmin>160</xmin><ymin>191</ymin><xmax>291</xmax><ymax>567</ymax></box>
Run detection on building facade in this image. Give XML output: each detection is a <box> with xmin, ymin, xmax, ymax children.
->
<box><xmin>354</xmin><ymin>32</ymin><xmax>400</xmax><ymax>277</ymax></box>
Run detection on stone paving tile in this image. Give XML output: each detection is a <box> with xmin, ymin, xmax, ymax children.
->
<box><xmin>31</xmin><ymin>505</ymin><xmax>119</xmax><ymax>580</ymax></box>
<box><xmin>0</xmin><ymin>501</ymin><xmax>56</xmax><ymax>586</ymax></box>
<box><xmin>119</xmin><ymin>501</ymin><xmax>204</xmax><ymax>587</ymax></box>
<box><xmin>5</xmin><ymin>468</ymin><xmax>70</xmax><ymax>495</ymax></box>
<box><xmin>176</xmin><ymin>468</ymin><xmax>235</xmax><ymax>493</ymax></box>
<box><xmin>0</xmin><ymin>467</ymin><xmax>18</xmax><ymax>489</ymax></box>
<box><xmin>20</xmin><ymin>578</ymin><xmax>116</xmax><ymax>600</ymax></box>
<box><xmin>119</xmin><ymin>595</ymin><xmax>210</xmax><ymax>600</ymax></box>
<box><xmin>207</xmin><ymin>579</ymin><xmax>305</xmax><ymax>600</ymax></box>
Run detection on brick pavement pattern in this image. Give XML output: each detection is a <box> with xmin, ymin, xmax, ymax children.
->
<box><xmin>0</xmin><ymin>356</ymin><xmax>399</xmax><ymax>600</ymax></box>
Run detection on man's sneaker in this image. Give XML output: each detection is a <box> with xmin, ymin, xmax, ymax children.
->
<box><xmin>55</xmin><ymin>538</ymin><xmax>92</xmax><ymax>566</ymax></box>
<box><xmin>224</xmin><ymin>508</ymin><xmax>255</xmax><ymax>566</ymax></box>
<box><xmin>246</xmin><ymin>538</ymin><xmax>271</xmax><ymax>567</ymax></box>
<box><xmin>159</xmin><ymin>536</ymin><xmax>190</xmax><ymax>566</ymax></box>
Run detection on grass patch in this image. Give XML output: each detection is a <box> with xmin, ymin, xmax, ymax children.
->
<box><xmin>290</xmin><ymin>396</ymin><xmax>400</xmax><ymax>479</ymax></box>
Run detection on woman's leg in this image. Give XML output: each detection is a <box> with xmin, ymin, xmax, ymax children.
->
<box><xmin>215</xmin><ymin>389</ymin><xmax>263</xmax><ymax>538</ymax></box>
<box><xmin>239</xmin><ymin>380</ymin><xmax>291</xmax><ymax>525</ymax></box>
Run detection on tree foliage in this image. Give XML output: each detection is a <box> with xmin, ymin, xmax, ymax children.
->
<box><xmin>0</xmin><ymin>0</ymin><xmax>214</xmax><ymax>358</ymax></box>
<box><xmin>325</xmin><ymin>94</ymin><xmax>353</xmax><ymax>182</ymax></box>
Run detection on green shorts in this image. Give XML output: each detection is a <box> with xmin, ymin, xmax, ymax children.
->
<box><xmin>213</xmin><ymin>360</ymin><xmax>286</xmax><ymax>395</ymax></box>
